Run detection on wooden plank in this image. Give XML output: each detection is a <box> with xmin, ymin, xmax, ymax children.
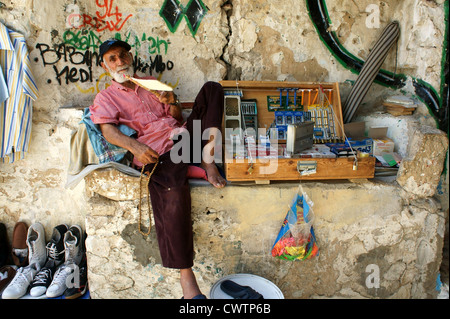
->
<box><xmin>383</xmin><ymin>102</ymin><xmax>416</xmax><ymax>116</ymax></box>
<box><xmin>221</xmin><ymin>80</ymin><xmax>333</xmax><ymax>90</ymax></box>
<box><xmin>224</xmin><ymin>157</ymin><xmax>376</xmax><ymax>181</ymax></box>
<box><xmin>332</xmin><ymin>82</ymin><xmax>345</xmax><ymax>139</ymax></box>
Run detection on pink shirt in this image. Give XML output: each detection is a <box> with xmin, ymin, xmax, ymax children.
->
<box><xmin>90</xmin><ymin>75</ymin><xmax>187</xmax><ymax>167</ymax></box>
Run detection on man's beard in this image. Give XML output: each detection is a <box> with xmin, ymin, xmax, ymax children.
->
<box><xmin>106</xmin><ymin>64</ymin><xmax>132</xmax><ymax>83</ymax></box>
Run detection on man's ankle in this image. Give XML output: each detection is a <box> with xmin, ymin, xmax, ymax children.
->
<box><xmin>180</xmin><ymin>268</ymin><xmax>202</xmax><ymax>299</ymax></box>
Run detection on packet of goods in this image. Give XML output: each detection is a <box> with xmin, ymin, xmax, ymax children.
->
<box><xmin>271</xmin><ymin>190</ymin><xmax>319</xmax><ymax>261</ymax></box>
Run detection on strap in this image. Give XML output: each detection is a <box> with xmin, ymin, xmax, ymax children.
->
<box><xmin>138</xmin><ymin>159</ymin><xmax>159</xmax><ymax>236</ymax></box>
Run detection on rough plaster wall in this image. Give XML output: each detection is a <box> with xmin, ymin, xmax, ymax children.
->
<box><xmin>0</xmin><ymin>0</ymin><xmax>448</xmax><ymax>291</ymax></box>
<box><xmin>83</xmin><ymin>174</ymin><xmax>446</xmax><ymax>299</ymax></box>
<box><xmin>223</xmin><ymin>0</ymin><xmax>332</xmax><ymax>82</ymax></box>
<box><xmin>223</xmin><ymin>0</ymin><xmax>444</xmax><ymax>89</ymax></box>
<box><xmin>0</xmin><ymin>0</ymin><xmax>229</xmax><ymax>238</ymax></box>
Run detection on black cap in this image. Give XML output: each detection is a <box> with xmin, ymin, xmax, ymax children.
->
<box><xmin>99</xmin><ymin>38</ymin><xmax>131</xmax><ymax>60</ymax></box>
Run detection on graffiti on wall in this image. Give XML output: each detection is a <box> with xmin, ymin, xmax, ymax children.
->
<box><xmin>65</xmin><ymin>0</ymin><xmax>133</xmax><ymax>32</ymax></box>
<box><xmin>35</xmin><ymin>1</ymin><xmax>178</xmax><ymax>94</ymax></box>
<box><xmin>306</xmin><ymin>0</ymin><xmax>448</xmax><ymax>132</ymax></box>
<box><xmin>61</xmin><ymin>29</ymin><xmax>171</xmax><ymax>56</ymax></box>
<box><xmin>35</xmin><ymin>41</ymin><xmax>176</xmax><ymax>87</ymax></box>
<box><xmin>159</xmin><ymin>0</ymin><xmax>208</xmax><ymax>37</ymax></box>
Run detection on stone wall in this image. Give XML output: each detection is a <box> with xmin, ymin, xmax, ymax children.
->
<box><xmin>84</xmin><ymin>170</ymin><xmax>446</xmax><ymax>299</ymax></box>
<box><xmin>82</xmin><ymin>122</ymin><xmax>447</xmax><ymax>299</ymax></box>
<box><xmin>0</xmin><ymin>0</ymin><xmax>448</xmax><ymax>299</ymax></box>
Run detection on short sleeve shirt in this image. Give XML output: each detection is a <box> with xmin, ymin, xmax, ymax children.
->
<box><xmin>90</xmin><ymin>75</ymin><xmax>187</xmax><ymax>167</ymax></box>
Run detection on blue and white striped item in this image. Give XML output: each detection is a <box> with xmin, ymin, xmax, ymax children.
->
<box><xmin>0</xmin><ymin>22</ymin><xmax>39</xmax><ymax>163</ymax></box>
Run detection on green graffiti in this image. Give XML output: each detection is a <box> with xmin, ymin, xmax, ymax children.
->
<box><xmin>62</xmin><ymin>30</ymin><xmax>171</xmax><ymax>56</ymax></box>
<box><xmin>159</xmin><ymin>0</ymin><xmax>208</xmax><ymax>37</ymax></box>
<box><xmin>116</xmin><ymin>32</ymin><xmax>170</xmax><ymax>55</ymax></box>
<box><xmin>63</xmin><ymin>30</ymin><xmax>102</xmax><ymax>51</ymax></box>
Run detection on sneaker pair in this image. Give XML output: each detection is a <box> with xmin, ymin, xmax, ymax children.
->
<box><xmin>29</xmin><ymin>224</ymin><xmax>69</xmax><ymax>297</ymax></box>
<box><xmin>2</xmin><ymin>223</ymin><xmax>85</xmax><ymax>299</ymax></box>
<box><xmin>45</xmin><ymin>225</ymin><xmax>85</xmax><ymax>298</ymax></box>
<box><xmin>2</xmin><ymin>222</ymin><xmax>46</xmax><ymax>299</ymax></box>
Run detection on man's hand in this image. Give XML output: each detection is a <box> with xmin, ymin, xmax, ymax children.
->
<box><xmin>158</xmin><ymin>91</ymin><xmax>177</xmax><ymax>105</ymax></box>
<box><xmin>131</xmin><ymin>141</ymin><xmax>159</xmax><ymax>165</ymax></box>
<box><xmin>159</xmin><ymin>91</ymin><xmax>183</xmax><ymax>123</ymax></box>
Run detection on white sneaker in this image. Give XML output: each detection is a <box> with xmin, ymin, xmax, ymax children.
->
<box><xmin>46</xmin><ymin>225</ymin><xmax>84</xmax><ymax>298</ymax></box>
<box><xmin>27</xmin><ymin>223</ymin><xmax>47</xmax><ymax>268</ymax></box>
<box><xmin>2</xmin><ymin>263</ymin><xmax>39</xmax><ymax>299</ymax></box>
<box><xmin>64</xmin><ymin>225</ymin><xmax>84</xmax><ymax>265</ymax></box>
<box><xmin>46</xmin><ymin>264</ymin><xmax>73</xmax><ymax>298</ymax></box>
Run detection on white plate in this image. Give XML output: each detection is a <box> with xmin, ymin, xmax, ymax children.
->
<box><xmin>209</xmin><ymin>273</ymin><xmax>284</xmax><ymax>299</ymax></box>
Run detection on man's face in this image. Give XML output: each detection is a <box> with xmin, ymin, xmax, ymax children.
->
<box><xmin>101</xmin><ymin>46</ymin><xmax>133</xmax><ymax>83</ymax></box>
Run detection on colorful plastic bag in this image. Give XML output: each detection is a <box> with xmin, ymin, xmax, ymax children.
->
<box><xmin>271</xmin><ymin>188</ymin><xmax>319</xmax><ymax>261</ymax></box>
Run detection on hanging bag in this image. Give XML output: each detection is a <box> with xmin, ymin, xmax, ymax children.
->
<box><xmin>271</xmin><ymin>186</ymin><xmax>319</xmax><ymax>261</ymax></box>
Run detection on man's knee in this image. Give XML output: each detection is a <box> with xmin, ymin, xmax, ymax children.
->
<box><xmin>203</xmin><ymin>81</ymin><xmax>224</xmax><ymax>94</ymax></box>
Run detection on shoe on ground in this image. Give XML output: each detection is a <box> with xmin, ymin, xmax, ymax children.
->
<box><xmin>220</xmin><ymin>280</ymin><xmax>264</xmax><ymax>299</ymax></box>
<box><xmin>29</xmin><ymin>224</ymin><xmax>69</xmax><ymax>297</ymax></box>
<box><xmin>27</xmin><ymin>223</ymin><xmax>47</xmax><ymax>268</ymax></box>
<box><xmin>46</xmin><ymin>224</ymin><xmax>69</xmax><ymax>266</ymax></box>
<box><xmin>46</xmin><ymin>264</ymin><xmax>75</xmax><ymax>298</ymax></box>
<box><xmin>64</xmin><ymin>225</ymin><xmax>84</xmax><ymax>265</ymax></box>
<box><xmin>64</xmin><ymin>255</ymin><xmax>88</xmax><ymax>299</ymax></box>
<box><xmin>2</xmin><ymin>263</ymin><xmax>39</xmax><ymax>299</ymax></box>
<box><xmin>0</xmin><ymin>265</ymin><xmax>16</xmax><ymax>296</ymax></box>
<box><xmin>46</xmin><ymin>225</ymin><xmax>84</xmax><ymax>298</ymax></box>
<box><xmin>29</xmin><ymin>266</ymin><xmax>57</xmax><ymax>297</ymax></box>
<box><xmin>11</xmin><ymin>222</ymin><xmax>29</xmax><ymax>267</ymax></box>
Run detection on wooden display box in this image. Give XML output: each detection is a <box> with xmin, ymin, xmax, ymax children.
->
<box><xmin>220</xmin><ymin>80</ymin><xmax>376</xmax><ymax>183</ymax></box>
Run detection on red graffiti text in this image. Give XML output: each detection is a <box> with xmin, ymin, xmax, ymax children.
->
<box><xmin>67</xmin><ymin>0</ymin><xmax>132</xmax><ymax>32</ymax></box>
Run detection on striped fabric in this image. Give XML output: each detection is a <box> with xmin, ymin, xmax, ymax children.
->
<box><xmin>343</xmin><ymin>21</ymin><xmax>400</xmax><ymax>123</ymax></box>
<box><xmin>0</xmin><ymin>22</ymin><xmax>39</xmax><ymax>163</ymax></box>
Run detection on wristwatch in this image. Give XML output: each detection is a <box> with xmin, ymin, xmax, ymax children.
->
<box><xmin>170</xmin><ymin>98</ymin><xmax>180</xmax><ymax>106</ymax></box>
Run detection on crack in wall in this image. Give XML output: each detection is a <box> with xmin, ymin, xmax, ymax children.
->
<box><xmin>219</xmin><ymin>0</ymin><xmax>235</xmax><ymax>80</ymax></box>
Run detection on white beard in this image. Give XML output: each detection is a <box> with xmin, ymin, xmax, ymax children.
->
<box><xmin>106</xmin><ymin>64</ymin><xmax>132</xmax><ymax>83</ymax></box>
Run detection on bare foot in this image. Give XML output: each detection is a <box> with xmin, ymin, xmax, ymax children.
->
<box><xmin>201</xmin><ymin>162</ymin><xmax>227</xmax><ymax>188</ymax></box>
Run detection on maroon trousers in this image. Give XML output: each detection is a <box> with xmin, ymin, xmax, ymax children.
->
<box><xmin>146</xmin><ymin>82</ymin><xmax>224</xmax><ymax>269</ymax></box>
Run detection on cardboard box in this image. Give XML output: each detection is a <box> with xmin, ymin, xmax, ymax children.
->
<box><xmin>344</xmin><ymin>121</ymin><xmax>366</xmax><ymax>138</ymax></box>
<box><xmin>343</xmin><ymin>121</ymin><xmax>373</xmax><ymax>154</ymax></box>
<box><xmin>348</xmin><ymin>138</ymin><xmax>373</xmax><ymax>155</ymax></box>
<box><xmin>298</xmin><ymin>144</ymin><xmax>336</xmax><ymax>158</ymax></box>
<box><xmin>372</xmin><ymin>138</ymin><xmax>395</xmax><ymax>156</ymax></box>
<box><xmin>369</xmin><ymin>126</ymin><xmax>394</xmax><ymax>156</ymax></box>
<box><xmin>343</xmin><ymin>123</ymin><xmax>395</xmax><ymax>156</ymax></box>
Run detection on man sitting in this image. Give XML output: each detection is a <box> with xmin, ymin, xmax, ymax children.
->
<box><xmin>89</xmin><ymin>38</ymin><xmax>226</xmax><ymax>299</ymax></box>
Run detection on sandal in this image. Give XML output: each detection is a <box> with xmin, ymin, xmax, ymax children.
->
<box><xmin>220</xmin><ymin>280</ymin><xmax>264</xmax><ymax>299</ymax></box>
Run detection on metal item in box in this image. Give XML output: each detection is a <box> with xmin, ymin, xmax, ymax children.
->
<box><xmin>286</xmin><ymin>121</ymin><xmax>315</xmax><ymax>156</ymax></box>
<box><xmin>241</xmin><ymin>99</ymin><xmax>258</xmax><ymax>133</ymax></box>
